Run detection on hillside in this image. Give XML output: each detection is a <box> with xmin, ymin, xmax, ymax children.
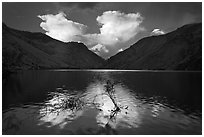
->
<box><xmin>2</xmin><ymin>23</ymin><xmax>105</xmax><ymax>72</ymax></box>
<box><xmin>2</xmin><ymin>23</ymin><xmax>202</xmax><ymax>71</ymax></box>
<box><xmin>105</xmin><ymin>23</ymin><xmax>202</xmax><ymax>70</ymax></box>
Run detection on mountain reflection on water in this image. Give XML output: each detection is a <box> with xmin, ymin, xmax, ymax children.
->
<box><xmin>2</xmin><ymin>70</ymin><xmax>202</xmax><ymax>135</ymax></box>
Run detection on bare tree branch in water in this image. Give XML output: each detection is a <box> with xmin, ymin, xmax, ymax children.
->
<box><xmin>40</xmin><ymin>80</ymin><xmax>128</xmax><ymax>133</ymax></box>
<box><xmin>104</xmin><ymin>80</ymin><xmax>121</xmax><ymax>119</ymax></box>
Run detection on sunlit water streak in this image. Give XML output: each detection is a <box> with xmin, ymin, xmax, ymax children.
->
<box><xmin>2</xmin><ymin>70</ymin><xmax>202</xmax><ymax>134</ymax></box>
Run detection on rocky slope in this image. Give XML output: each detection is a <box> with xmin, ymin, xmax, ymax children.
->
<box><xmin>105</xmin><ymin>23</ymin><xmax>202</xmax><ymax>70</ymax></box>
<box><xmin>2</xmin><ymin>23</ymin><xmax>105</xmax><ymax>71</ymax></box>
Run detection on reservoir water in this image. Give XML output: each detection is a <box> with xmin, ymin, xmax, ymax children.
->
<box><xmin>2</xmin><ymin>70</ymin><xmax>202</xmax><ymax>135</ymax></box>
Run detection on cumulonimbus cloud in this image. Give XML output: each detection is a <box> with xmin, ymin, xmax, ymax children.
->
<box><xmin>38</xmin><ymin>11</ymin><xmax>144</xmax><ymax>58</ymax></box>
<box><xmin>151</xmin><ymin>28</ymin><xmax>165</xmax><ymax>36</ymax></box>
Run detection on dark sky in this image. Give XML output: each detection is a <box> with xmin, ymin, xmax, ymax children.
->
<box><xmin>2</xmin><ymin>2</ymin><xmax>202</xmax><ymax>58</ymax></box>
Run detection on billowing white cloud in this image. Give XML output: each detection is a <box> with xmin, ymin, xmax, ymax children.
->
<box><xmin>118</xmin><ymin>48</ymin><xmax>124</xmax><ymax>52</ymax></box>
<box><xmin>90</xmin><ymin>44</ymin><xmax>109</xmax><ymax>55</ymax></box>
<box><xmin>96</xmin><ymin>11</ymin><xmax>144</xmax><ymax>46</ymax></box>
<box><xmin>151</xmin><ymin>29</ymin><xmax>165</xmax><ymax>36</ymax></box>
<box><xmin>38</xmin><ymin>12</ymin><xmax>87</xmax><ymax>42</ymax></box>
<box><xmin>38</xmin><ymin>11</ymin><xmax>144</xmax><ymax>58</ymax></box>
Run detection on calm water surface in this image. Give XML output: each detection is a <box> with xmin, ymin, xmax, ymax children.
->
<box><xmin>2</xmin><ymin>70</ymin><xmax>202</xmax><ymax>135</ymax></box>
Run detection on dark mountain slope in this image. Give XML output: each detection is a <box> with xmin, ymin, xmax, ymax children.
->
<box><xmin>105</xmin><ymin>23</ymin><xmax>202</xmax><ymax>70</ymax></box>
<box><xmin>2</xmin><ymin>23</ymin><xmax>104</xmax><ymax>71</ymax></box>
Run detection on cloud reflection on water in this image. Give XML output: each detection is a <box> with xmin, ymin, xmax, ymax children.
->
<box><xmin>85</xmin><ymin>82</ymin><xmax>143</xmax><ymax>129</ymax></box>
<box><xmin>3</xmin><ymin>71</ymin><xmax>201</xmax><ymax>134</ymax></box>
<box><xmin>38</xmin><ymin>76</ymin><xmax>143</xmax><ymax>131</ymax></box>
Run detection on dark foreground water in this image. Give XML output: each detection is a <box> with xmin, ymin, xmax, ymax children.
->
<box><xmin>2</xmin><ymin>70</ymin><xmax>202</xmax><ymax>135</ymax></box>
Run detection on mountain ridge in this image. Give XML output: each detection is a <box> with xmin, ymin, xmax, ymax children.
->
<box><xmin>2</xmin><ymin>22</ymin><xmax>202</xmax><ymax>71</ymax></box>
<box><xmin>105</xmin><ymin>23</ymin><xmax>202</xmax><ymax>70</ymax></box>
<box><xmin>2</xmin><ymin>23</ymin><xmax>105</xmax><ymax>72</ymax></box>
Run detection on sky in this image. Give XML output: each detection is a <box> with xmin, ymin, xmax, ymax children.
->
<box><xmin>2</xmin><ymin>2</ymin><xmax>202</xmax><ymax>59</ymax></box>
